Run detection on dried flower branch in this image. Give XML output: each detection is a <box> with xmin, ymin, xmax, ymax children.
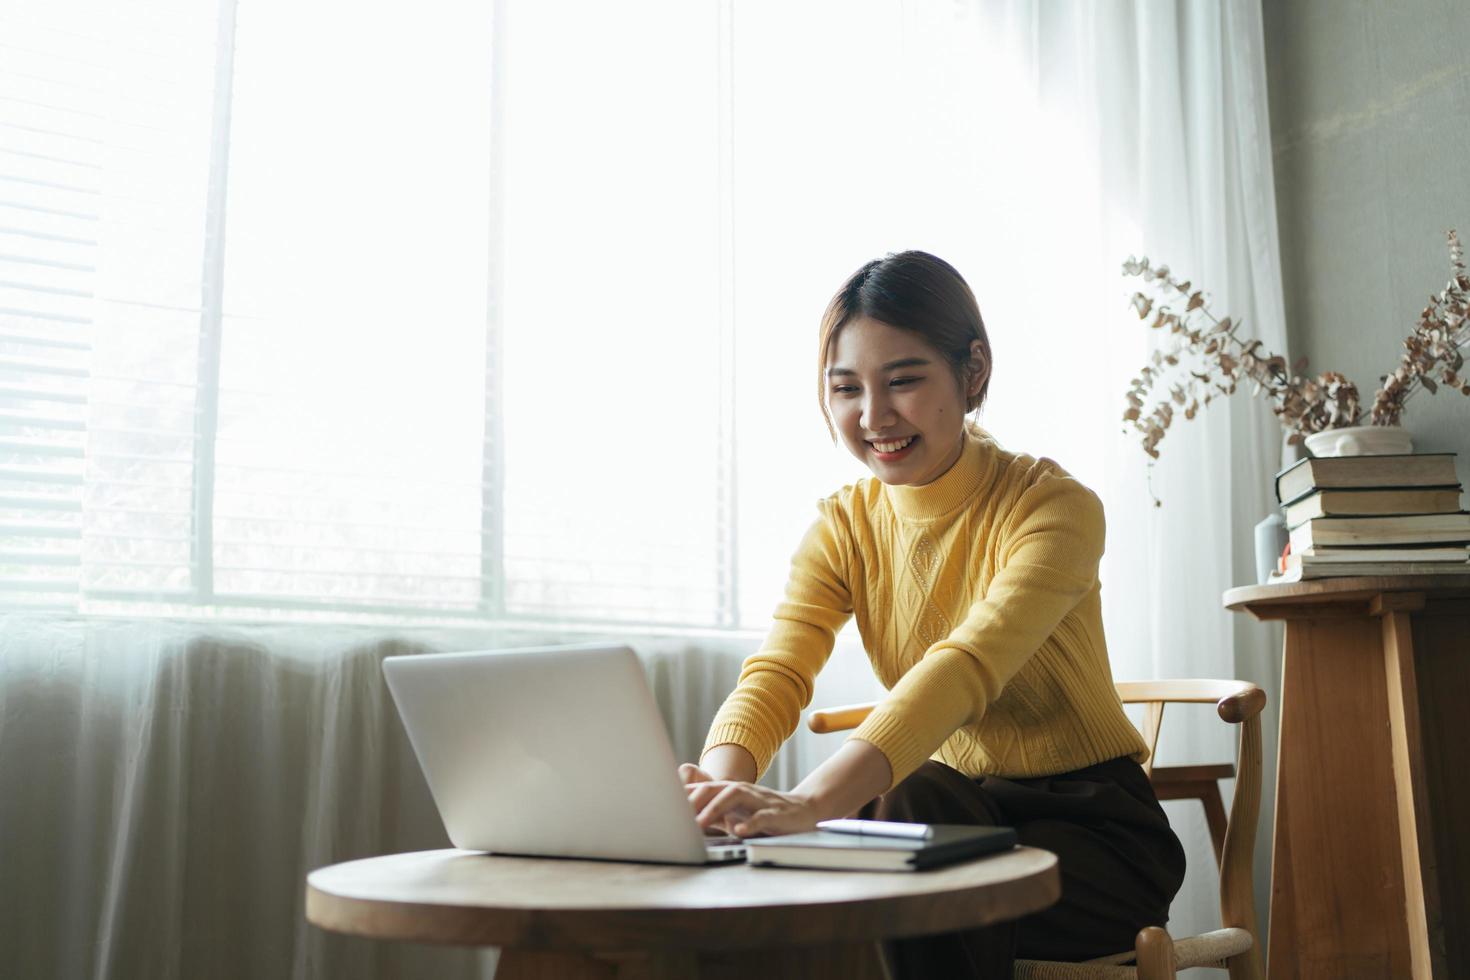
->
<box><xmin>1119</xmin><ymin>256</ymin><xmax>1334</xmax><ymax>459</ymax></box>
<box><xmin>1120</xmin><ymin>229</ymin><xmax>1470</xmax><ymax>461</ymax></box>
<box><xmin>1371</xmin><ymin>230</ymin><xmax>1470</xmax><ymax>424</ymax></box>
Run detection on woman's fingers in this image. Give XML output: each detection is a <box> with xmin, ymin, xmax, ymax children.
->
<box><xmin>685</xmin><ymin>778</ymin><xmax>757</xmax><ymax>811</ymax></box>
<box><xmin>735</xmin><ymin>804</ymin><xmax>815</xmax><ymax>838</ymax></box>
<box><xmin>678</xmin><ymin>762</ymin><xmax>714</xmax><ymax>786</ymax></box>
<box><xmin>732</xmin><ymin>806</ymin><xmax>780</xmax><ymax>837</ymax></box>
<box><xmin>694</xmin><ymin>782</ymin><xmax>765</xmax><ymax>830</ymax></box>
<box><xmin>684</xmin><ymin>780</ymin><xmax>748</xmax><ymax>834</ymax></box>
<box><xmin>685</xmin><ymin>780</ymin><xmax>731</xmax><ymax>809</ymax></box>
<box><xmin>685</xmin><ymin>779</ymin><xmax>818</xmax><ymax>837</ymax></box>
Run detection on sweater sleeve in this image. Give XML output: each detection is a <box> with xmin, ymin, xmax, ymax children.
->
<box><xmin>701</xmin><ymin>506</ymin><xmax>853</xmax><ymax>779</ymax></box>
<box><xmin>850</xmin><ymin>471</ymin><xmax>1105</xmax><ymax>788</ymax></box>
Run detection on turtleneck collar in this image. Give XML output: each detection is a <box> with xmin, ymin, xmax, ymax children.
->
<box><xmin>884</xmin><ymin>425</ymin><xmax>998</xmax><ymax>521</ymax></box>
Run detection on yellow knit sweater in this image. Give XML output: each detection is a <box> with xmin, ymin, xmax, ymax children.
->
<box><xmin>703</xmin><ymin>427</ymin><xmax>1147</xmax><ymax>790</ymax></box>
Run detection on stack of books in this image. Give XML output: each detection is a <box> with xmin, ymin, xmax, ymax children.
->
<box><xmin>1272</xmin><ymin>453</ymin><xmax>1470</xmax><ymax>582</ymax></box>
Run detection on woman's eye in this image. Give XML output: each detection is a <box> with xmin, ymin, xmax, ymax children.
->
<box><xmin>890</xmin><ymin>377</ymin><xmax>920</xmax><ymax>387</ymax></box>
<box><xmin>831</xmin><ymin>385</ymin><xmax>858</xmax><ymax>396</ymax></box>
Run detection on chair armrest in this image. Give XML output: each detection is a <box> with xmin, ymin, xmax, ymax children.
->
<box><xmin>807</xmin><ymin>701</ymin><xmax>878</xmax><ymax>733</ymax></box>
<box><xmin>1114</xmin><ymin>679</ymin><xmax>1266</xmax><ymax>724</ymax></box>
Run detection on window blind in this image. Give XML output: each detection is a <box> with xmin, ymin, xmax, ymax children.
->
<box><xmin>0</xmin><ymin>1</ymin><xmax>218</xmax><ymax>609</ymax></box>
<box><xmin>0</xmin><ymin>15</ymin><xmax>92</xmax><ymax>609</ymax></box>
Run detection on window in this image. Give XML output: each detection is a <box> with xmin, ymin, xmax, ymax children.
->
<box><xmin>2</xmin><ymin>0</ymin><xmax>1114</xmax><ymax>628</ymax></box>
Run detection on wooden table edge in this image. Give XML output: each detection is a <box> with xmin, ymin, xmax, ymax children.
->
<box><xmin>305</xmin><ymin>847</ymin><xmax>1061</xmax><ymax>951</ymax></box>
<box><xmin>1223</xmin><ymin>575</ymin><xmax>1470</xmax><ymax>612</ymax></box>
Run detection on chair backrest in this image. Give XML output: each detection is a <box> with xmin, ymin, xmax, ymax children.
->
<box><xmin>1112</xmin><ymin>679</ymin><xmax>1265</xmax><ymax>965</ymax></box>
<box><xmin>806</xmin><ymin>678</ymin><xmax>1267</xmax><ymax>975</ymax></box>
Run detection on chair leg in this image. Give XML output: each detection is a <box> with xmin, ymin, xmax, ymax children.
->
<box><xmin>1134</xmin><ymin>926</ymin><xmax>1176</xmax><ymax>980</ymax></box>
<box><xmin>1225</xmin><ymin>944</ymin><xmax>1266</xmax><ymax>980</ymax></box>
<box><xmin>1201</xmin><ymin>781</ymin><xmax>1228</xmax><ymax>867</ymax></box>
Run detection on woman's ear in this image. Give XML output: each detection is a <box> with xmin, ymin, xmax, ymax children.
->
<box><xmin>966</xmin><ymin>340</ymin><xmax>990</xmax><ymax>399</ymax></box>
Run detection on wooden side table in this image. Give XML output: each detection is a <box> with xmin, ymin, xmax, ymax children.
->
<box><xmin>306</xmin><ymin>847</ymin><xmax>1059</xmax><ymax>979</ymax></box>
<box><xmin>1224</xmin><ymin>576</ymin><xmax>1470</xmax><ymax>979</ymax></box>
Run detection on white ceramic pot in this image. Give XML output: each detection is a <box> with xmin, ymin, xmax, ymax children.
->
<box><xmin>1302</xmin><ymin>424</ymin><xmax>1414</xmax><ymax>457</ymax></box>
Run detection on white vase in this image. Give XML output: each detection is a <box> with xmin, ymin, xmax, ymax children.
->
<box><xmin>1302</xmin><ymin>424</ymin><xmax>1414</xmax><ymax>457</ymax></box>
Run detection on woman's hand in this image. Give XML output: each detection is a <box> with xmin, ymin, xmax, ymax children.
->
<box><xmin>679</xmin><ymin>739</ymin><xmax>890</xmax><ymax>838</ymax></box>
<box><xmin>685</xmin><ymin>779</ymin><xmax>821</xmax><ymax>838</ymax></box>
<box><xmin>679</xmin><ymin>762</ymin><xmax>762</xmax><ymax>835</ymax></box>
<box><xmin>678</xmin><ymin>762</ymin><xmax>737</xmax><ymax>830</ymax></box>
<box><xmin>677</xmin><ymin>762</ymin><xmax>716</xmax><ymax>787</ymax></box>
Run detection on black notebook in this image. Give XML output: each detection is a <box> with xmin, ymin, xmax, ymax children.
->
<box><xmin>744</xmin><ymin>824</ymin><xmax>1018</xmax><ymax>872</ymax></box>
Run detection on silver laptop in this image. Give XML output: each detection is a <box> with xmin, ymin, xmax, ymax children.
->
<box><xmin>382</xmin><ymin>643</ymin><xmax>746</xmax><ymax>864</ymax></box>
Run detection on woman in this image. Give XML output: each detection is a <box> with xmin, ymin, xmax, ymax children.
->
<box><xmin>681</xmin><ymin>251</ymin><xmax>1185</xmax><ymax>978</ymax></box>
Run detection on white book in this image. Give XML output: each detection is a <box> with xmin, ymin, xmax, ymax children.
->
<box><xmin>1296</xmin><ymin>546</ymin><xmax>1470</xmax><ymax>563</ymax></box>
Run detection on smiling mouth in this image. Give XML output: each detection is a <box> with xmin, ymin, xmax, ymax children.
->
<box><xmin>869</xmin><ymin>435</ymin><xmax>918</xmax><ymax>455</ymax></box>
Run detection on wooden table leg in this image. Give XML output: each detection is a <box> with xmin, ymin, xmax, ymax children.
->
<box><xmin>1270</xmin><ymin>617</ymin><xmax>1414</xmax><ymax>977</ymax></box>
<box><xmin>495</xmin><ymin>942</ymin><xmax>889</xmax><ymax>980</ymax></box>
<box><xmin>1381</xmin><ymin>607</ymin><xmax>1444</xmax><ymax>978</ymax></box>
<box><xmin>696</xmin><ymin>941</ymin><xmax>889</xmax><ymax>980</ymax></box>
<box><xmin>1387</xmin><ymin>598</ymin><xmax>1470</xmax><ymax>976</ymax></box>
<box><xmin>495</xmin><ymin>949</ymin><xmax>619</xmax><ymax>979</ymax></box>
<box><xmin>495</xmin><ymin>949</ymin><xmax>703</xmax><ymax>979</ymax></box>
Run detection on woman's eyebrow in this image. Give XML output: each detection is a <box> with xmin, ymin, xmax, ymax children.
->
<box><xmin>826</xmin><ymin>357</ymin><xmax>932</xmax><ymax>377</ymax></box>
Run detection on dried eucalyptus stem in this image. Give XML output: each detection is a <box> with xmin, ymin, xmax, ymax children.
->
<box><xmin>1120</xmin><ymin>228</ymin><xmax>1470</xmax><ymax>465</ymax></box>
<box><xmin>1371</xmin><ymin>230</ymin><xmax>1470</xmax><ymax>424</ymax></box>
<box><xmin>1119</xmin><ymin>258</ymin><xmax>1351</xmax><ymax>459</ymax></box>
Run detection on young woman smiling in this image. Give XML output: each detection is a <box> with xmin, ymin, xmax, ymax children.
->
<box><xmin>681</xmin><ymin>251</ymin><xmax>1185</xmax><ymax>978</ymax></box>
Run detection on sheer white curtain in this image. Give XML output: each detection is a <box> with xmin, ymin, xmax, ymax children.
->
<box><xmin>0</xmin><ymin>618</ymin><xmax>766</xmax><ymax>979</ymax></box>
<box><xmin>752</xmin><ymin>0</ymin><xmax>1288</xmax><ymax>942</ymax></box>
<box><xmin>0</xmin><ymin>0</ymin><xmax>1286</xmax><ymax>976</ymax></box>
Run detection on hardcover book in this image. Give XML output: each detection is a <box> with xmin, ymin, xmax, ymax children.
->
<box><xmin>1274</xmin><ymin>453</ymin><xmax>1458</xmax><ymax>504</ymax></box>
<box><xmin>1283</xmin><ymin>487</ymin><xmax>1462</xmax><ymax>528</ymax></box>
<box><xmin>1288</xmin><ymin>512</ymin><xmax>1470</xmax><ymax>552</ymax></box>
<box><xmin>1272</xmin><ymin>558</ymin><xmax>1470</xmax><ymax>583</ymax></box>
<box><xmin>744</xmin><ymin>825</ymin><xmax>1018</xmax><ymax>872</ymax></box>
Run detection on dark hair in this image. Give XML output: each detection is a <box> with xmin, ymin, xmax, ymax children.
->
<box><xmin>817</xmin><ymin>250</ymin><xmax>992</xmax><ymax>437</ymax></box>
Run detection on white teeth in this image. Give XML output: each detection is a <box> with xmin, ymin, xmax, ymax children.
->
<box><xmin>873</xmin><ymin>436</ymin><xmax>916</xmax><ymax>453</ymax></box>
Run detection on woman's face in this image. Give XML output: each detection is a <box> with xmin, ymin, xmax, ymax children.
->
<box><xmin>825</xmin><ymin>317</ymin><xmax>975</xmax><ymax>487</ymax></box>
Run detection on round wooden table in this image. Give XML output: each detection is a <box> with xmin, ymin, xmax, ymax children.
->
<box><xmin>306</xmin><ymin>847</ymin><xmax>1060</xmax><ymax>979</ymax></box>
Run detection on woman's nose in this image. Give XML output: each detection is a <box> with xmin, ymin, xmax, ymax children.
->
<box><xmin>860</xmin><ymin>391</ymin><xmax>893</xmax><ymax>431</ymax></box>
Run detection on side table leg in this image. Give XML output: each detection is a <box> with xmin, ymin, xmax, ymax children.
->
<box><xmin>1270</xmin><ymin>617</ymin><xmax>1414</xmax><ymax>977</ymax></box>
<box><xmin>1382</xmin><ymin>608</ymin><xmax>1445</xmax><ymax>978</ymax></box>
<box><xmin>1266</xmin><ymin>623</ymin><xmax>1299</xmax><ymax>980</ymax></box>
<box><xmin>1396</xmin><ymin>599</ymin><xmax>1470</xmax><ymax>975</ymax></box>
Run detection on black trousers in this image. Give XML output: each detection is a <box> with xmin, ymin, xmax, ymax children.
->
<box><xmin>856</xmin><ymin>756</ymin><xmax>1186</xmax><ymax>980</ymax></box>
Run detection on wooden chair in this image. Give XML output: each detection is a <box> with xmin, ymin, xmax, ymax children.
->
<box><xmin>806</xmin><ymin>679</ymin><xmax>1267</xmax><ymax>980</ymax></box>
